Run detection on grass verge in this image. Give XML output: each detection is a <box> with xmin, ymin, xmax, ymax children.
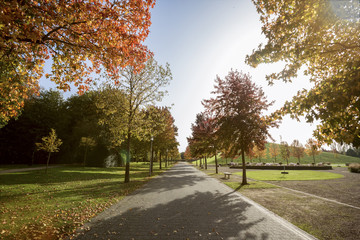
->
<box><xmin>224</xmin><ymin>181</ymin><xmax>278</xmax><ymax>190</ymax></box>
<box><xmin>234</xmin><ymin>170</ymin><xmax>344</xmax><ymax>181</ymax></box>
<box><xmin>0</xmin><ymin>162</ymin><xmax>172</xmax><ymax>239</ymax></box>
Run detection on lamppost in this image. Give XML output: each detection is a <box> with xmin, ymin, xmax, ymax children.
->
<box><xmin>149</xmin><ymin>136</ymin><xmax>153</xmax><ymax>176</ymax></box>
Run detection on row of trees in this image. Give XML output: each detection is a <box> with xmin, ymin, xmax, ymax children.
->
<box><xmin>0</xmin><ymin>57</ymin><xmax>179</xmax><ymax>183</ymax></box>
<box><xmin>187</xmin><ymin>70</ymin><xmax>277</xmax><ymax>185</ymax></box>
<box><xmin>249</xmin><ymin>139</ymin><xmax>321</xmax><ymax>164</ymax></box>
<box><xmin>0</xmin><ymin>89</ymin><xmax>179</xmax><ymax>165</ymax></box>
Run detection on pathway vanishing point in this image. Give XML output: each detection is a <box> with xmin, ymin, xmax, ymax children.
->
<box><xmin>74</xmin><ymin>162</ymin><xmax>317</xmax><ymax>240</ymax></box>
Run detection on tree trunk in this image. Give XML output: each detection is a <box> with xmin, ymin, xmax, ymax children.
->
<box><xmin>31</xmin><ymin>150</ymin><xmax>35</xmax><ymax>166</ymax></box>
<box><xmin>159</xmin><ymin>152</ymin><xmax>162</xmax><ymax>170</ymax></box>
<box><xmin>165</xmin><ymin>152</ymin><xmax>168</xmax><ymax>168</ymax></box>
<box><xmin>205</xmin><ymin>156</ymin><xmax>207</xmax><ymax>170</ymax></box>
<box><xmin>241</xmin><ymin>148</ymin><xmax>247</xmax><ymax>185</ymax></box>
<box><xmin>125</xmin><ymin>132</ymin><xmax>131</xmax><ymax>183</ymax></box>
<box><xmin>215</xmin><ymin>150</ymin><xmax>218</xmax><ymax>174</ymax></box>
<box><xmin>46</xmin><ymin>152</ymin><xmax>51</xmax><ymax>174</ymax></box>
<box><xmin>83</xmin><ymin>144</ymin><xmax>88</xmax><ymax>167</ymax></box>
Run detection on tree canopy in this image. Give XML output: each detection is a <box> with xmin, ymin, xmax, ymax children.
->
<box><xmin>203</xmin><ymin>70</ymin><xmax>277</xmax><ymax>184</ymax></box>
<box><xmin>246</xmin><ymin>0</ymin><xmax>360</xmax><ymax>147</ymax></box>
<box><xmin>98</xmin><ymin>57</ymin><xmax>172</xmax><ymax>182</ymax></box>
<box><xmin>0</xmin><ymin>0</ymin><xmax>155</xmax><ymax>127</ymax></box>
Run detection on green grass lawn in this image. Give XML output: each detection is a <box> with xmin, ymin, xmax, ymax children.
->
<box><xmin>234</xmin><ymin>170</ymin><xmax>344</xmax><ymax>181</ymax></box>
<box><xmin>0</xmin><ymin>162</ymin><xmax>172</xmax><ymax>239</ymax></box>
<box><xmin>225</xmin><ymin>181</ymin><xmax>278</xmax><ymax>190</ymax></box>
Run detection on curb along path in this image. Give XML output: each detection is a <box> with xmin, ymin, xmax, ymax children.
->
<box><xmin>74</xmin><ymin>162</ymin><xmax>317</xmax><ymax>240</ymax></box>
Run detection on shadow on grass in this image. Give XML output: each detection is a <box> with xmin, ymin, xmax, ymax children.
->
<box><xmin>75</xmin><ymin>191</ymin><xmax>267</xmax><ymax>240</ymax></box>
<box><xmin>0</xmin><ymin>164</ymin><xmax>164</xmax><ymax>186</ymax></box>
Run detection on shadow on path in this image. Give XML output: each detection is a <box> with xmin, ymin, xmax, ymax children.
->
<box><xmin>75</xmin><ymin>191</ymin><xmax>267</xmax><ymax>240</ymax></box>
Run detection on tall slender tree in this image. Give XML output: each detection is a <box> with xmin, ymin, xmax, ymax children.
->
<box><xmin>305</xmin><ymin>138</ymin><xmax>322</xmax><ymax>164</ymax></box>
<box><xmin>203</xmin><ymin>70</ymin><xmax>277</xmax><ymax>185</ymax></box>
<box><xmin>291</xmin><ymin>139</ymin><xmax>305</xmax><ymax>164</ymax></box>
<box><xmin>100</xmin><ymin>57</ymin><xmax>172</xmax><ymax>183</ymax></box>
<box><xmin>269</xmin><ymin>142</ymin><xmax>279</xmax><ymax>163</ymax></box>
<box><xmin>280</xmin><ymin>141</ymin><xmax>291</xmax><ymax>165</ymax></box>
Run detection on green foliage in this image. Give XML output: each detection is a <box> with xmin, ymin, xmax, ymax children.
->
<box><xmin>279</xmin><ymin>141</ymin><xmax>291</xmax><ymax>164</ymax></box>
<box><xmin>247</xmin><ymin>0</ymin><xmax>360</xmax><ymax>147</ymax></box>
<box><xmin>234</xmin><ymin>170</ymin><xmax>344</xmax><ymax>181</ymax></box>
<box><xmin>36</xmin><ymin>129</ymin><xmax>62</xmax><ymax>153</ymax></box>
<box><xmin>97</xmin><ymin>57</ymin><xmax>173</xmax><ymax>182</ymax></box>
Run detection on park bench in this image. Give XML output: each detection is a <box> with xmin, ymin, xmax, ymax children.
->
<box><xmin>224</xmin><ymin>172</ymin><xmax>232</xmax><ymax>179</ymax></box>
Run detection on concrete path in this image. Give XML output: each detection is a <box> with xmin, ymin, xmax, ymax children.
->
<box><xmin>74</xmin><ymin>162</ymin><xmax>316</xmax><ymax>240</ymax></box>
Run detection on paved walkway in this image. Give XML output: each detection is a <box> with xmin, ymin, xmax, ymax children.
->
<box><xmin>74</xmin><ymin>162</ymin><xmax>316</xmax><ymax>240</ymax></box>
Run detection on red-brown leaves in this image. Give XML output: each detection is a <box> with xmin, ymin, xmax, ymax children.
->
<box><xmin>0</xmin><ymin>0</ymin><xmax>155</xmax><ymax>126</ymax></box>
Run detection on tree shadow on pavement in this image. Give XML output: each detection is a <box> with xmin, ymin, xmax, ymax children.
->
<box><xmin>74</xmin><ymin>191</ymin><xmax>269</xmax><ymax>240</ymax></box>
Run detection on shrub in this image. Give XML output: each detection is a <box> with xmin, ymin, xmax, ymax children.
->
<box><xmin>348</xmin><ymin>163</ymin><xmax>360</xmax><ymax>173</ymax></box>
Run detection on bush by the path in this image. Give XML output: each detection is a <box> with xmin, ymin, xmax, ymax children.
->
<box><xmin>348</xmin><ymin>163</ymin><xmax>360</xmax><ymax>173</ymax></box>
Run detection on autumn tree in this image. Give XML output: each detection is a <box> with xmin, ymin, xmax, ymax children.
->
<box><xmin>253</xmin><ymin>146</ymin><xmax>266</xmax><ymax>163</ymax></box>
<box><xmin>143</xmin><ymin>106</ymin><xmax>178</xmax><ymax>172</ymax></box>
<box><xmin>154</xmin><ymin>107</ymin><xmax>179</xmax><ymax>169</ymax></box>
<box><xmin>36</xmin><ymin>129</ymin><xmax>62</xmax><ymax>173</ymax></box>
<box><xmin>247</xmin><ymin>0</ymin><xmax>360</xmax><ymax>147</ymax></box>
<box><xmin>269</xmin><ymin>142</ymin><xmax>279</xmax><ymax>163</ymax></box>
<box><xmin>0</xmin><ymin>0</ymin><xmax>156</xmax><ymax>127</ymax></box>
<box><xmin>98</xmin><ymin>57</ymin><xmax>171</xmax><ymax>183</ymax></box>
<box><xmin>291</xmin><ymin>139</ymin><xmax>305</xmax><ymax>164</ymax></box>
<box><xmin>305</xmin><ymin>138</ymin><xmax>322</xmax><ymax>164</ymax></box>
<box><xmin>279</xmin><ymin>141</ymin><xmax>291</xmax><ymax>165</ymax></box>
<box><xmin>187</xmin><ymin>112</ymin><xmax>217</xmax><ymax>172</ymax></box>
<box><xmin>96</xmin><ymin>86</ymin><xmax>128</xmax><ymax>164</ymax></box>
<box><xmin>203</xmin><ymin>70</ymin><xmax>277</xmax><ymax>185</ymax></box>
<box><xmin>184</xmin><ymin>146</ymin><xmax>192</xmax><ymax>160</ymax></box>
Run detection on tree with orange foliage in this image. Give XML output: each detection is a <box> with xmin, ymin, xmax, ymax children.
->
<box><xmin>269</xmin><ymin>142</ymin><xmax>279</xmax><ymax>163</ymax></box>
<box><xmin>0</xmin><ymin>0</ymin><xmax>155</xmax><ymax>127</ymax></box>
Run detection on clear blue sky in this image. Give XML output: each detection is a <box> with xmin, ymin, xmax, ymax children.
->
<box><xmin>40</xmin><ymin>0</ymin><xmax>318</xmax><ymax>152</ymax></box>
<box><xmin>144</xmin><ymin>0</ymin><xmax>317</xmax><ymax>152</ymax></box>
